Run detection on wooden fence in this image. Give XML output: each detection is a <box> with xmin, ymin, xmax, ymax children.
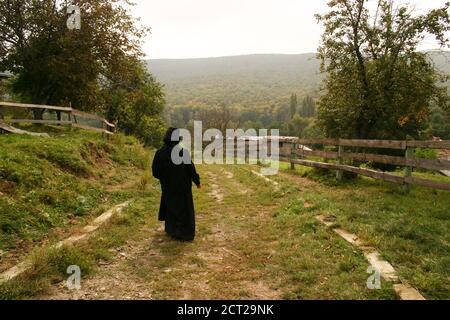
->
<box><xmin>276</xmin><ymin>138</ymin><xmax>450</xmax><ymax>192</ymax></box>
<box><xmin>0</xmin><ymin>101</ymin><xmax>116</xmax><ymax>134</ymax></box>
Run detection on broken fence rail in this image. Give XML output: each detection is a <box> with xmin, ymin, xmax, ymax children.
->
<box><xmin>0</xmin><ymin>101</ymin><xmax>115</xmax><ymax>135</ymax></box>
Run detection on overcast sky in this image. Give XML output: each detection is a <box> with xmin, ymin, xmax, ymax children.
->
<box><xmin>131</xmin><ymin>0</ymin><xmax>449</xmax><ymax>59</ymax></box>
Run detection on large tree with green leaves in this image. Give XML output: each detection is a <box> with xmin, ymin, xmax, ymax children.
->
<box><xmin>300</xmin><ymin>96</ymin><xmax>316</xmax><ymax>118</ymax></box>
<box><xmin>1</xmin><ymin>0</ymin><xmax>141</xmax><ymax>109</ymax></box>
<box><xmin>104</xmin><ymin>60</ymin><xmax>166</xmax><ymax>146</ymax></box>
<box><xmin>290</xmin><ymin>93</ymin><xmax>298</xmax><ymax>118</ymax></box>
<box><xmin>0</xmin><ymin>0</ymin><xmax>165</xmax><ymax>145</ymax></box>
<box><xmin>316</xmin><ymin>0</ymin><xmax>450</xmax><ymax>140</ymax></box>
<box><xmin>425</xmin><ymin>105</ymin><xmax>450</xmax><ymax>139</ymax></box>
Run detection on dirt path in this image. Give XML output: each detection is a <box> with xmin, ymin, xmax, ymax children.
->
<box><xmin>42</xmin><ymin>165</ymin><xmax>280</xmax><ymax>300</ymax></box>
<box><xmin>40</xmin><ymin>164</ymin><xmax>399</xmax><ymax>300</ymax></box>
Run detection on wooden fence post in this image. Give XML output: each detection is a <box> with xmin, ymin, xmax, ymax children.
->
<box><xmin>290</xmin><ymin>143</ymin><xmax>296</xmax><ymax>170</ymax></box>
<box><xmin>68</xmin><ymin>110</ymin><xmax>73</xmax><ymax>130</ymax></box>
<box><xmin>336</xmin><ymin>144</ymin><xmax>344</xmax><ymax>181</ymax></box>
<box><xmin>101</xmin><ymin>121</ymin><xmax>107</xmax><ymax>139</ymax></box>
<box><xmin>68</xmin><ymin>102</ymin><xmax>72</xmax><ymax>129</ymax></box>
<box><xmin>403</xmin><ymin>146</ymin><xmax>413</xmax><ymax>193</ymax></box>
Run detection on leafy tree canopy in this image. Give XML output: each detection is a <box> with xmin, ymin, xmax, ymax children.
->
<box><xmin>316</xmin><ymin>0</ymin><xmax>450</xmax><ymax>140</ymax></box>
<box><xmin>0</xmin><ymin>0</ymin><xmax>165</xmax><ymax>145</ymax></box>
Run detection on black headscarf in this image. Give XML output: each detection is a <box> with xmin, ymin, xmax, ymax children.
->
<box><xmin>163</xmin><ymin>127</ymin><xmax>182</xmax><ymax>146</ymax></box>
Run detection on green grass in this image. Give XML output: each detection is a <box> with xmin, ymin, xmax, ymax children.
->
<box><xmin>0</xmin><ymin>135</ymin><xmax>448</xmax><ymax>300</ymax></box>
<box><xmin>0</xmin><ymin>187</ymin><xmax>160</xmax><ymax>300</ymax></box>
<box><xmin>216</xmin><ymin>165</ymin><xmax>396</xmax><ymax>300</ymax></box>
<box><xmin>0</xmin><ymin>126</ymin><xmax>152</xmax><ymax>261</ymax></box>
<box><xmin>0</xmin><ymin>244</ymin><xmax>96</xmax><ymax>300</ymax></box>
<box><xmin>278</xmin><ymin>162</ymin><xmax>450</xmax><ymax>299</ymax></box>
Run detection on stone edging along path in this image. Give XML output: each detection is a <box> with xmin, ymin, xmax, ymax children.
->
<box><xmin>316</xmin><ymin>215</ymin><xmax>426</xmax><ymax>301</ymax></box>
<box><xmin>251</xmin><ymin>170</ymin><xmax>280</xmax><ymax>190</ymax></box>
<box><xmin>0</xmin><ymin>200</ymin><xmax>133</xmax><ymax>285</ymax></box>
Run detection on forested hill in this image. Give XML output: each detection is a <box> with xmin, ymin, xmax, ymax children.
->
<box><xmin>148</xmin><ymin>53</ymin><xmax>320</xmax><ymax>81</ymax></box>
<box><xmin>147</xmin><ymin>53</ymin><xmax>322</xmax><ymax>110</ymax></box>
<box><xmin>147</xmin><ymin>51</ymin><xmax>449</xmax><ymax>111</ymax></box>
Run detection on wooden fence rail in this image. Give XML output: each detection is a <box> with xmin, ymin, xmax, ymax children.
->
<box><xmin>278</xmin><ymin>138</ymin><xmax>450</xmax><ymax>192</ymax></box>
<box><xmin>297</xmin><ymin>138</ymin><xmax>450</xmax><ymax>150</ymax></box>
<box><xmin>0</xmin><ymin>101</ymin><xmax>115</xmax><ymax>134</ymax></box>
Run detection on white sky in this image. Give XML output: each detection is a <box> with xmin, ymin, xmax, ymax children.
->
<box><xmin>131</xmin><ymin>0</ymin><xmax>450</xmax><ymax>59</ymax></box>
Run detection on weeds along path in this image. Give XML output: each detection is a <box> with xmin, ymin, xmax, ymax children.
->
<box><xmin>40</xmin><ymin>164</ymin><xmax>396</xmax><ymax>300</ymax></box>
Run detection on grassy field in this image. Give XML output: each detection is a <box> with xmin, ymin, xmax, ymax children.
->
<box><xmin>278</xmin><ymin>162</ymin><xmax>450</xmax><ymax>299</ymax></box>
<box><xmin>0</xmin><ymin>129</ymin><xmax>448</xmax><ymax>300</ymax></box>
<box><xmin>0</xmin><ymin>126</ymin><xmax>152</xmax><ymax>273</ymax></box>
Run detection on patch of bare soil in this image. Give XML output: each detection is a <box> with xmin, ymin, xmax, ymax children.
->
<box><xmin>206</xmin><ymin>172</ymin><xmax>225</xmax><ymax>203</ymax></box>
<box><xmin>240</xmin><ymin>280</ymin><xmax>280</xmax><ymax>300</ymax></box>
<box><xmin>223</xmin><ymin>170</ymin><xmax>234</xmax><ymax>179</ymax></box>
<box><xmin>208</xmin><ymin>184</ymin><xmax>224</xmax><ymax>203</ymax></box>
<box><xmin>222</xmin><ymin>169</ymin><xmax>250</xmax><ymax>195</ymax></box>
<box><xmin>42</xmin><ymin>238</ymin><xmax>157</xmax><ymax>300</ymax></box>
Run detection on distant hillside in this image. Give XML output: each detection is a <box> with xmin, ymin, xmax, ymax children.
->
<box><xmin>147</xmin><ymin>51</ymin><xmax>450</xmax><ymax>111</ymax></box>
<box><xmin>147</xmin><ymin>53</ymin><xmax>322</xmax><ymax>110</ymax></box>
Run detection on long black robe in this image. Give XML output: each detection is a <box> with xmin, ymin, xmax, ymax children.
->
<box><xmin>152</xmin><ymin>144</ymin><xmax>200</xmax><ymax>241</ymax></box>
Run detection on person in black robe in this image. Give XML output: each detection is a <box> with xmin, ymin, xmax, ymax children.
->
<box><xmin>152</xmin><ymin>128</ymin><xmax>201</xmax><ymax>241</ymax></box>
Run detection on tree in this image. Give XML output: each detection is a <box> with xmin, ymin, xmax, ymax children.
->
<box><xmin>287</xmin><ymin>115</ymin><xmax>310</xmax><ymax>137</ymax></box>
<box><xmin>301</xmin><ymin>119</ymin><xmax>325</xmax><ymax>139</ymax></box>
<box><xmin>316</xmin><ymin>0</ymin><xmax>450</xmax><ymax>140</ymax></box>
<box><xmin>424</xmin><ymin>105</ymin><xmax>450</xmax><ymax>140</ymax></box>
<box><xmin>300</xmin><ymin>96</ymin><xmax>316</xmax><ymax>118</ymax></box>
<box><xmin>196</xmin><ymin>104</ymin><xmax>233</xmax><ymax>133</ymax></box>
<box><xmin>104</xmin><ymin>61</ymin><xmax>166</xmax><ymax>146</ymax></box>
<box><xmin>0</xmin><ymin>0</ymin><xmax>149</xmax><ymax>118</ymax></box>
<box><xmin>290</xmin><ymin>93</ymin><xmax>298</xmax><ymax>118</ymax></box>
<box><xmin>0</xmin><ymin>0</ymin><xmax>166</xmax><ymax>146</ymax></box>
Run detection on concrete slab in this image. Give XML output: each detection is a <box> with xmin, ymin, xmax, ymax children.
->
<box><xmin>334</xmin><ymin>228</ymin><xmax>364</xmax><ymax>247</ymax></box>
<box><xmin>0</xmin><ymin>261</ymin><xmax>32</xmax><ymax>284</ymax></box>
<box><xmin>314</xmin><ymin>214</ymin><xmax>426</xmax><ymax>300</ymax></box>
<box><xmin>93</xmin><ymin>201</ymin><xmax>131</xmax><ymax>225</ymax></box>
<box><xmin>316</xmin><ymin>215</ymin><xmax>335</xmax><ymax>227</ymax></box>
<box><xmin>394</xmin><ymin>284</ymin><xmax>426</xmax><ymax>300</ymax></box>
<box><xmin>364</xmin><ymin>251</ymin><xmax>399</xmax><ymax>282</ymax></box>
